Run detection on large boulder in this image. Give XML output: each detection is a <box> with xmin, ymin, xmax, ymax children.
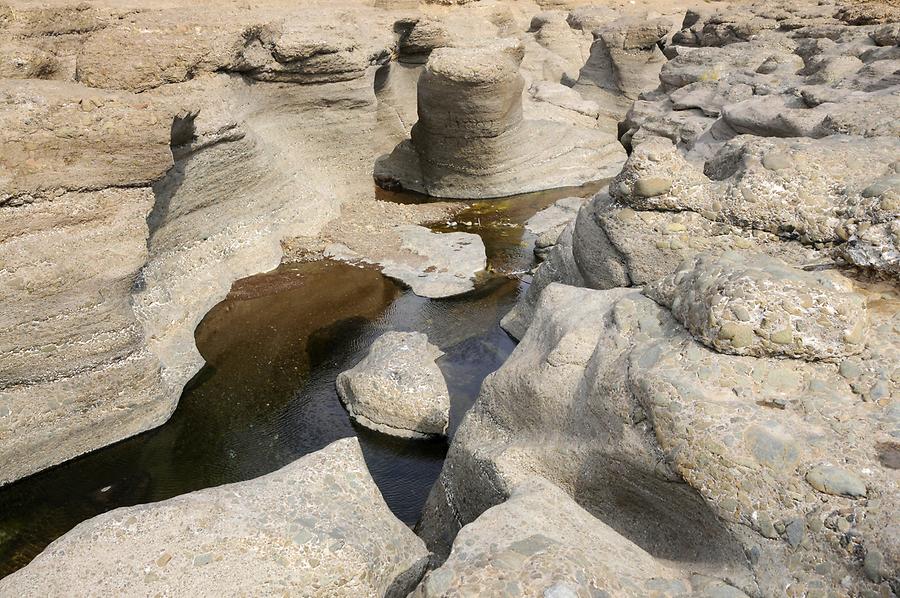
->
<box><xmin>337</xmin><ymin>332</ymin><xmax>450</xmax><ymax>438</ymax></box>
<box><xmin>0</xmin><ymin>438</ymin><xmax>430</xmax><ymax>597</ymax></box>
<box><xmin>374</xmin><ymin>40</ymin><xmax>625</xmax><ymax>198</ymax></box>
<box><xmin>422</xmin><ymin>279</ymin><xmax>899</xmax><ymax>597</ymax></box>
<box><xmin>413</xmin><ymin>478</ymin><xmax>748</xmax><ymax>597</ymax></box>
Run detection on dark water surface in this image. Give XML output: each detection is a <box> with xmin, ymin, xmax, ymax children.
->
<box><xmin>0</xmin><ymin>182</ymin><xmax>604</xmax><ymax>578</ymax></box>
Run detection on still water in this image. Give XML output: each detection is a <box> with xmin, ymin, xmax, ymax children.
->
<box><xmin>0</xmin><ymin>182</ymin><xmax>603</xmax><ymax>578</ymax></box>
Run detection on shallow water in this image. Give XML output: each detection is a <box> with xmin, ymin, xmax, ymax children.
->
<box><xmin>0</xmin><ymin>181</ymin><xmax>604</xmax><ymax>578</ymax></box>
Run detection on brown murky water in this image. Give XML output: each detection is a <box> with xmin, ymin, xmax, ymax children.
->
<box><xmin>0</xmin><ymin>181</ymin><xmax>604</xmax><ymax>578</ymax></box>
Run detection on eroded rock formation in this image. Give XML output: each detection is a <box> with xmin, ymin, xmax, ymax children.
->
<box><xmin>419</xmin><ymin>1</ymin><xmax>899</xmax><ymax>596</ymax></box>
<box><xmin>374</xmin><ymin>40</ymin><xmax>625</xmax><ymax>198</ymax></box>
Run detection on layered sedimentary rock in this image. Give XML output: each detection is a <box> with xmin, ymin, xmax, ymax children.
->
<box><xmin>0</xmin><ymin>438</ymin><xmax>430</xmax><ymax>597</ymax></box>
<box><xmin>0</xmin><ymin>2</ymin><xmax>410</xmax><ymax>485</ymax></box>
<box><xmin>374</xmin><ymin>40</ymin><xmax>625</xmax><ymax>198</ymax></box>
<box><xmin>337</xmin><ymin>331</ymin><xmax>450</xmax><ymax>438</ymax></box>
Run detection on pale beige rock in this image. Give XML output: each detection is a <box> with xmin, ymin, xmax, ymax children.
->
<box><xmin>337</xmin><ymin>331</ymin><xmax>450</xmax><ymax>437</ymax></box>
<box><xmin>0</xmin><ymin>438</ymin><xmax>430</xmax><ymax>597</ymax></box>
<box><xmin>375</xmin><ymin>40</ymin><xmax>625</xmax><ymax>198</ymax></box>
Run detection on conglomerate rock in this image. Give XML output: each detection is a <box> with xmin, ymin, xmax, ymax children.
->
<box><xmin>337</xmin><ymin>331</ymin><xmax>451</xmax><ymax>438</ymax></box>
<box><xmin>450</xmin><ymin>5</ymin><xmax>900</xmax><ymax>596</ymax></box>
<box><xmin>413</xmin><ymin>478</ymin><xmax>750</xmax><ymax>598</ymax></box>
<box><xmin>0</xmin><ymin>438</ymin><xmax>430</xmax><ymax>597</ymax></box>
<box><xmin>423</xmin><ymin>281</ymin><xmax>899</xmax><ymax>596</ymax></box>
<box><xmin>645</xmin><ymin>252</ymin><xmax>868</xmax><ymax>362</ymax></box>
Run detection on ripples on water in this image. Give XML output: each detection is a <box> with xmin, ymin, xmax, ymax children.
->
<box><xmin>0</xmin><ymin>181</ymin><xmax>605</xmax><ymax>578</ymax></box>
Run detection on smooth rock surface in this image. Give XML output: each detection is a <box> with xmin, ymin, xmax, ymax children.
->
<box><xmin>0</xmin><ymin>438</ymin><xmax>430</xmax><ymax>597</ymax></box>
<box><xmin>325</xmin><ymin>225</ymin><xmax>486</xmax><ymax>298</ymax></box>
<box><xmin>337</xmin><ymin>331</ymin><xmax>450</xmax><ymax>438</ymax></box>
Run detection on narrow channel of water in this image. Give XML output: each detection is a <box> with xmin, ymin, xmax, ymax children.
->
<box><xmin>0</xmin><ymin>181</ymin><xmax>604</xmax><ymax>578</ymax></box>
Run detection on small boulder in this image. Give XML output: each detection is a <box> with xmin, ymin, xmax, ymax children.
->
<box><xmin>336</xmin><ymin>332</ymin><xmax>450</xmax><ymax>438</ymax></box>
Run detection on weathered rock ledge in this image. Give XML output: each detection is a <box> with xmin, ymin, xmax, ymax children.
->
<box><xmin>0</xmin><ymin>438</ymin><xmax>430</xmax><ymax>597</ymax></box>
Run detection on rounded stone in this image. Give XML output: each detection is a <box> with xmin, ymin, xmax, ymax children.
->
<box><xmin>805</xmin><ymin>465</ymin><xmax>867</xmax><ymax>497</ymax></box>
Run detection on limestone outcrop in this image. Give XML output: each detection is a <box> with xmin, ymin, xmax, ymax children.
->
<box><xmin>374</xmin><ymin>40</ymin><xmax>625</xmax><ymax>198</ymax></box>
<box><xmin>0</xmin><ymin>438</ymin><xmax>430</xmax><ymax>597</ymax></box>
<box><xmin>337</xmin><ymin>332</ymin><xmax>450</xmax><ymax>438</ymax></box>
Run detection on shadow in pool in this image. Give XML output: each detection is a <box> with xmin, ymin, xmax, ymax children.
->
<box><xmin>0</xmin><ymin>179</ymin><xmax>608</xmax><ymax>579</ymax></box>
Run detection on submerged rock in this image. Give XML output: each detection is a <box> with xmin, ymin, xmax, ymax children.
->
<box><xmin>0</xmin><ymin>438</ymin><xmax>430</xmax><ymax>597</ymax></box>
<box><xmin>325</xmin><ymin>225</ymin><xmax>486</xmax><ymax>298</ymax></box>
<box><xmin>374</xmin><ymin>40</ymin><xmax>625</xmax><ymax>198</ymax></box>
<box><xmin>337</xmin><ymin>331</ymin><xmax>450</xmax><ymax>438</ymax></box>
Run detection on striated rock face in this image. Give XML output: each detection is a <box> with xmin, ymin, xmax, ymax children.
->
<box><xmin>645</xmin><ymin>252</ymin><xmax>868</xmax><ymax>361</ymax></box>
<box><xmin>337</xmin><ymin>332</ymin><xmax>450</xmax><ymax>438</ymax></box>
<box><xmin>374</xmin><ymin>40</ymin><xmax>625</xmax><ymax>198</ymax></box>
<box><xmin>0</xmin><ymin>438</ymin><xmax>430</xmax><ymax>597</ymax></box>
<box><xmin>0</xmin><ymin>3</ymin><xmax>401</xmax><ymax>485</ymax></box>
<box><xmin>422</xmin><ymin>281</ymin><xmax>899</xmax><ymax>596</ymax></box>
<box><xmin>414</xmin><ymin>477</ymin><xmax>749</xmax><ymax>597</ymax></box>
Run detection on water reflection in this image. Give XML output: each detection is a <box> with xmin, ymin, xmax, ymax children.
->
<box><xmin>0</xmin><ymin>181</ymin><xmax>604</xmax><ymax>578</ymax></box>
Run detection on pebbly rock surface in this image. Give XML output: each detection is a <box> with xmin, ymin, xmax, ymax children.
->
<box><xmin>374</xmin><ymin>40</ymin><xmax>626</xmax><ymax>198</ymax></box>
<box><xmin>0</xmin><ymin>438</ymin><xmax>430</xmax><ymax>597</ymax></box>
<box><xmin>413</xmin><ymin>477</ymin><xmax>749</xmax><ymax>597</ymax></box>
<box><xmin>337</xmin><ymin>331</ymin><xmax>450</xmax><ymax>438</ymax></box>
<box><xmin>645</xmin><ymin>251</ymin><xmax>868</xmax><ymax>361</ymax></box>
<box><xmin>423</xmin><ymin>281</ymin><xmax>899</xmax><ymax>596</ymax></box>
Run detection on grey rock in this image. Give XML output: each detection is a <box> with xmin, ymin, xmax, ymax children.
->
<box><xmin>337</xmin><ymin>331</ymin><xmax>450</xmax><ymax>438</ymax></box>
<box><xmin>0</xmin><ymin>438</ymin><xmax>430</xmax><ymax>597</ymax></box>
<box><xmin>325</xmin><ymin>225</ymin><xmax>486</xmax><ymax>298</ymax></box>
<box><xmin>645</xmin><ymin>252</ymin><xmax>868</xmax><ymax>361</ymax></box>
<box><xmin>805</xmin><ymin>465</ymin><xmax>867</xmax><ymax>497</ymax></box>
<box><xmin>413</xmin><ymin>478</ymin><xmax>747</xmax><ymax>597</ymax></box>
